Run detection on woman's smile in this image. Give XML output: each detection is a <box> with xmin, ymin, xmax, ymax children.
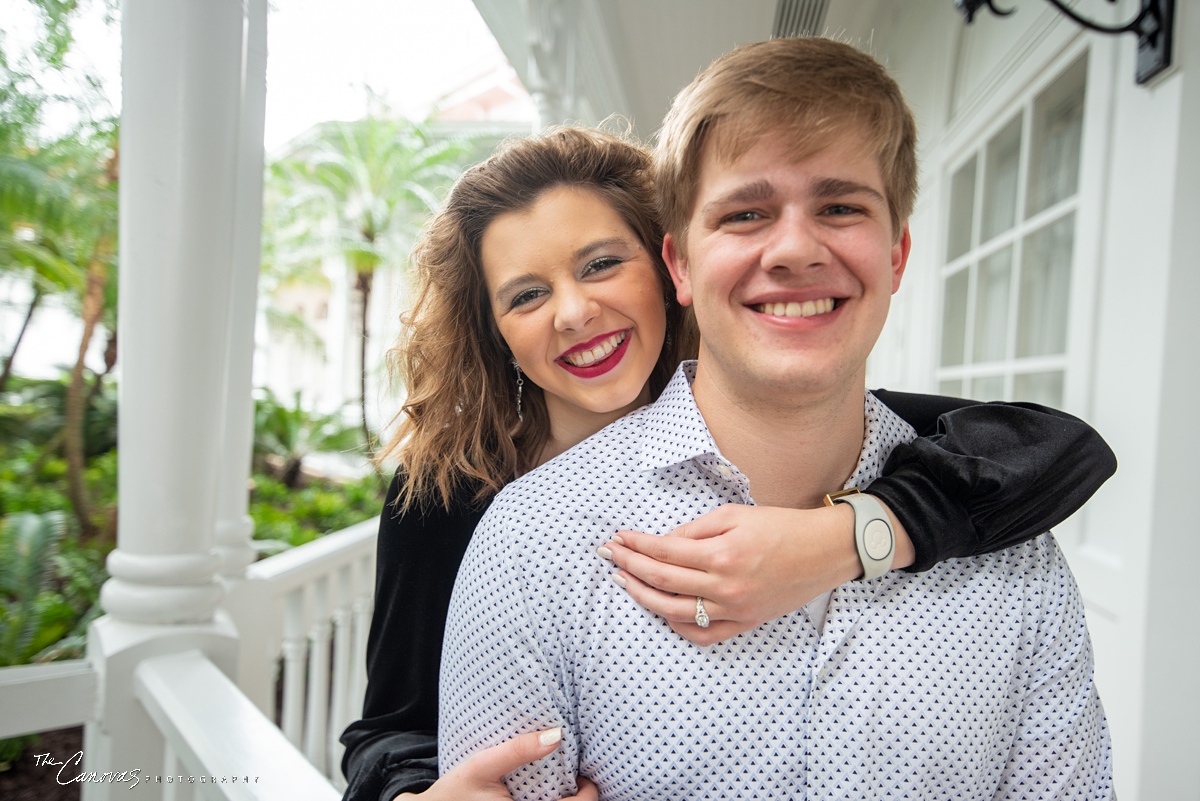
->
<box><xmin>558</xmin><ymin>329</ymin><xmax>631</xmax><ymax>375</ymax></box>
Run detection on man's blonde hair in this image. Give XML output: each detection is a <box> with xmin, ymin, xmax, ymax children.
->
<box><xmin>654</xmin><ymin>37</ymin><xmax>918</xmax><ymax>245</ymax></box>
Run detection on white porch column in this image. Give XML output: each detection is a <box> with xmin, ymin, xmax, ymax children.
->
<box><xmin>215</xmin><ymin>0</ymin><xmax>269</xmax><ymax>580</ymax></box>
<box><xmin>525</xmin><ymin>0</ymin><xmax>576</xmax><ymax>129</ymax></box>
<box><xmin>85</xmin><ymin>0</ymin><xmax>250</xmax><ymax>795</ymax></box>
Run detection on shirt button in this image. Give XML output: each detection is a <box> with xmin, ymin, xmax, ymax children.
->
<box><xmin>715</xmin><ymin>463</ymin><xmax>735</xmax><ymax>479</ymax></box>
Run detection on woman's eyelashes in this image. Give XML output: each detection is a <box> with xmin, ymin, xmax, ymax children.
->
<box><xmin>509</xmin><ymin>286</ymin><xmax>547</xmax><ymax>309</ymax></box>
<box><xmin>581</xmin><ymin>255</ymin><xmax>623</xmax><ymax>276</ymax></box>
<box><xmin>505</xmin><ymin>255</ymin><xmax>626</xmax><ymax>310</ymax></box>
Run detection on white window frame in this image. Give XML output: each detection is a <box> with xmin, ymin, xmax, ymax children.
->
<box><xmin>935</xmin><ymin>42</ymin><xmax>1107</xmax><ymax>415</ymax></box>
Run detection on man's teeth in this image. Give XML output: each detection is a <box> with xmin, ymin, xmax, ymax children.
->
<box><xmin>755</xmin><ymin>298</ymin><xmax>835</xmax><ymax>318</ymax></box>
<box><xmin>564</xmin><ymin>331</ymin><xmax>627</xmax><ymax>367</ymax></box>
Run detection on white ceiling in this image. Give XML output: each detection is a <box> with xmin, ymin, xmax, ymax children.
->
<box><xmin>474</xmin><ymin>0</ymin><xmax>778</xmax><ymax>137</ymax></box>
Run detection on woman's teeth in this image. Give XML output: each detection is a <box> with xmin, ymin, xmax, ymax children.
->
<box><xmin>755</xmin><ymin>298</ymin><xmax>835</xmax><ymax>318</ymax></box>
<box><xmin>563</xmin><ymin>331</ymin><xmax>626</xmax><ymax>367</ymax></box>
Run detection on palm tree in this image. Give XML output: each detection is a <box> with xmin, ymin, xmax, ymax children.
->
<box><xmin>0</xmin><ymin>85</ymin><xmax>84</xmax><ymax>394</ymax></box>
<box><xmin>0</xmin><ymin>115</ymin><xmax>119</xmax><ymax>540</ymax></box>
<box><xmin>49</xmin><ymin>122</ymin><xmax>119</xmax><ymax>542</ymax></box>
<box><xmin>253</xmin><ymin>389</ymin><xmax>363</xmax><ymax>489</ymax></box>
<box><xmin>269</xmin><ymin>116</ymin><xmax>470</xmax><ymax>450</ymax></box>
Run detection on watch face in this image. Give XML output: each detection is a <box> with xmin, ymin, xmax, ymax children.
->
<box><xmin>863</xmin><ymin>518</ymin><xmax>893</xmax><ymax>561</ymax></box>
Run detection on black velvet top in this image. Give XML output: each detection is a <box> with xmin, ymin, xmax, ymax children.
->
<box><xmin>339</xmin><ymin>393</ymin><xmax>1117</xmax><ymax>801</ymax></box>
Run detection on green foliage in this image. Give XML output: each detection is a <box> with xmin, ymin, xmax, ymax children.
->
<box><xmin>253</xmin><ymin>388</ymin><xmax>364</xmax><ymax>488</ymax></box>
<box><xmin>269</xmin><ymin>116</ymin><xmax>471</xmax><ymax>273</ymax></box>
<box><xmin>0</xmin><ymin>372</ymin><xmax>118</xmax><ymax>454</ymax></box>
<box><xmin>0</xmin><ymin>443</ymin><xmax>72</xmax><ymax>516</ymax></box>
<box><xmin>0</xmin><ymin>507</ymin><xmax>103</xmax><ymax>766</ymax></box>
<box><xmin>0</xmin><ymin>510</ymin><xmax>101</xmax><ymax>667</ymax></box>
<box><xmin>0</xmin><ymin>732</ymin><xmax>39</xmax><ymax>770</ymax></box>
<box><xmin>264</xmin><ymin>115</ymin><xmax>477</xmax><ymax>441</ymax></box>
<box><xmin>249</xmin><ymin>471</ymin><xmax>385</xmax><ymax>552</ymax></box>
<box><xmin>0</xmin><ymin>372</ymin><xmax>119</xmax><ymax>531</ymax></box>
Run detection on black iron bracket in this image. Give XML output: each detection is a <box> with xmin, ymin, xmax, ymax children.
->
<box><xmin>955</xmin><ymin>0</ymin><xmax>1174</xmax><ymax>84</ymax></box>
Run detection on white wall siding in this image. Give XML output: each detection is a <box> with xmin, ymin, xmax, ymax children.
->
<box><xmin>855</xmin><ymin>2</ymin><xmax>1200</xmax><ymax>798</ymax></box>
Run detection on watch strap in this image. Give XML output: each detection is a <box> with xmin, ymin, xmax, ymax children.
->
<box><xmin>824</xmin><ymin>488</ymin><xmax>894</xmax><ymax>581</ymax></box>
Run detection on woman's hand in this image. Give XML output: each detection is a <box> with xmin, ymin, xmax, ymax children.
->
<box><xmin>598</xmin><ymin>500</ymin><xmax>915</xmax><ymax>646</ymax></box>
<box><xmin>394</xmin><ymin>728</ymin><xmax>598</xmax><ymax>801</ymax></box>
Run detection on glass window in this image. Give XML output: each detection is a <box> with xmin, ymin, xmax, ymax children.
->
<box><xmin>1027</xmin><ymin>58</ymin><xmax>1087</xmax><ymax>218</ymax></box>
<box><xmin>947</xmin><ymin>156</ymin><xmax>977</xmax><ymax>261</ymax></box>
<box><xmin>936</xmin><ymin>53</ymin><xmax>1087</xmax><ymax>405</ymax></box>
<box><xmin>938</xmin><ymin>378</ymin><xmax>964</xmax><ymax>398</ymax></box>
<box><xmin>972</xmin><ymin>375</ymin><xmax>1005</xmax><ymax>401</ymax></box>
<box><xmin>973</xmin><ymin>246</ymin><xmax>1012</xmax><ymax>363</ymax></box>
<box><xmin>1014</xmin><ymin>370</ymin><xmax>1065</xmax><ymax>407</ymax></box>
<box><xmin>981</xmin><ymin>115</ymin><xmax>1022</xmax><ymax>242</ymax></box>
<box><xmin>1018</xmin><ymin>214</ymin><xmax>1074</xmax><ymax>358</ymax></box>
<box><xmin>940</xmin><ymin>268</ymin><xmax>969</xmax><ymax>367</ymax></box>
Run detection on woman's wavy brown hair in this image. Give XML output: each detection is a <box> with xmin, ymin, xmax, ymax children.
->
<box><xmin>379</xmin><ymin>126</ymin><xmax>696</xmax><ymax>511</ymax></box>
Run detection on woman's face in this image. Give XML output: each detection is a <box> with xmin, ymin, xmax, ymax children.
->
<box><xmin>481</xmin><ymin>185</ymin><xmax>668</xmax><ymax>439</ymax></box>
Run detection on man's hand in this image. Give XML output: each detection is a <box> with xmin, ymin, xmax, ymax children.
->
<box><xmin>395</xmin><ymin>729</ymin><xmax>598</xmax><ymax>801</ymax></box>
<box><xmin>599</xmin><ymin>500</ymin><xmax>913</xmax><ymax>646</ymax></box>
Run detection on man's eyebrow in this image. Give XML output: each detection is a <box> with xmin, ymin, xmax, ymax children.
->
<box><xmin>812</xmin><ymin>177</ymin><xmax>887</xmax><ymax>204</ymax></box>
<box><xmin>700</xmin><ymin>180</ymin><xmax>775</xmax><ymax>217</ymax></box>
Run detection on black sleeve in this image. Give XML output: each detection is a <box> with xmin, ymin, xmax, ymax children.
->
<box><xmin>868</xmin><ymin>391</ymin><xmax>1117</xmax><ymax>572</ymax></box>
<box><xmin>339</xmin><ymin>473</ymin><xmax>490</xmax><ymax>800</ymax></box>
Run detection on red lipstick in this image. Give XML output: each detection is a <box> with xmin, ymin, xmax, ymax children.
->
<box><xmin>557</xmin><ymin>329</ymin><xmax>632</xmax><ymax>378</ymax></box>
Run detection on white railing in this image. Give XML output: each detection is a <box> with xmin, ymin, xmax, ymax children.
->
<box><xmin>223</xmin><ymin>517</ymin><xmax>378</xmax><ymax>789</ymax></box>
<box><xmin>0</xmin><ymin>659</ymin><xmax>97</xmax><ymax>740</ymax></box>
<box><xmin>0</xmin><ymin>517</ymin><xmax>378</xmax><ymax>795</ymax></box>
<box><xmin>135</xmin><ymin>649</ymin><xmax>339</xmax><ymax>800</ymax></box>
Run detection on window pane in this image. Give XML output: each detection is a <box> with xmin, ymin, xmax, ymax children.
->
<box><xmin>971</xmin><ymin>375</ymin><xmax>1005</xmax><ymax>401</ymax></box>
<box><xmin>973</xmin><ymin>247</ymin><xmax>1012</xmax><ymax>363</ymax></box>
<box><xmin>1018</xmin><ymin>214</ymin><xmax>1075</xmax><ymax>357</ymax></box>
<box><xmin>982</xmin><ymin>115</ymin><xmax>1023</xmax><ymax>241</ymax></box>
<box><xmin>940</xmin><ymin>269</ymin><xmax>969</xmax><ymax>367</ymax></box>
<box><xmin>1014</xmin><ymin>370</ymin><xmax>1064</xmax><ymax>407</ymax></box>
<box><xmin>938</xmin><ymin>379</ymin><xmax>964</xmax><ymax>398</ymax></box>
<box><xmin>1027</xmin><ymin>55</ymin><xmax>1087</xmax><ymax>217</ymax></box>
<box><xmin>947</xmin><ymin>157</ymin><xmax>977</xmax><ymax>261</ymax></box>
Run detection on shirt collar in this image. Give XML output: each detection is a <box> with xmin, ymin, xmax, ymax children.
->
<box><xmin>636</xmin><ymin>361</ymin><xmax>914</xmax><ymax>487</ymax></box>
<box><xmin>637</xmin><ymin>361</ymin><xmax>722</xmax><ymax>472</ymax></box>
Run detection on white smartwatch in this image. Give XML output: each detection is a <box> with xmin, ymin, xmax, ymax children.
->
<box><xmin>824</xmin><ymin>487</ymin><xmax>894</xmax><ymax>581</ymax></box>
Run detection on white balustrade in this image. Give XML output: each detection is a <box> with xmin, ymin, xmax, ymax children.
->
<box><xmin>0</xmin><ymin>518</ymin><xmax>378</xmax><ymax>791</ymax></box>
<box><xmin>222</xmin><ymin>516</ymin><xmax>378</xmax><ymax>788</ymax></box>
<box><xmin>0</xmin><ymin>659</ymin><xmax>97</xmax><ymax>739</ymax></box>
<box><xmin>135</xmin><ymin>649</ymin><xmax>339</xmax><ymax>800</ymax></box>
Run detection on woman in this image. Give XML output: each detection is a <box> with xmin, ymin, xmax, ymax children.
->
<box><xmin>340</xmin><ymin>127</ymin><xmax>1115</xmax><ymax>801</ymax></box>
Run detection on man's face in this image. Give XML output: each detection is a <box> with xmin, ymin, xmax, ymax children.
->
<box><xmin>663</xmin><ymin>130</ymin><xmax>911</xmax><ymax>404</ymax></box>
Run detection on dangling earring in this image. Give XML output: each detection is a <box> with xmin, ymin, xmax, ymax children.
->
<box><xmin>664</xmin><ymin>296</ymin><xmax>673</xmax><ymax>350</ymax></box>
<box><xmin>512</xmin><ymin>358</ymin><xmax>524</xmax><ymax>421</ymax></box>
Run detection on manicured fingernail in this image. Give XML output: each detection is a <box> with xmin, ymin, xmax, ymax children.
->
<box><xmin>611</xmin><ymin>573</ymin><xmax>627</xmax><ymax>589</ymax></box>
<box><xmin>539</xmin><ymin>727</ymin><xmax>562</xmax><ymax>747</ymax></box>
<box><xmin>596</xmin><ymin>546</ymin><xmax>613</xmax><ymax>560</ymax></box>
<box><xmin>612</xmin><ymin>534</ymin><xmax>625</xmax><ymax>545</ymax></box>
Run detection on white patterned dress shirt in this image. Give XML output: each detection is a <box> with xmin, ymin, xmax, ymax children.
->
<box><xmin>439</xmin><ymin>362</ymin><xmax>1112</xmax><ymax>800</ymax></box>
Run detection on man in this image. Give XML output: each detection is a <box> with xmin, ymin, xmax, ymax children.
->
<box><xmin>439</xmin><ymin>37</ymin><xmax>1112</xmax><ymax>800</ymax></box>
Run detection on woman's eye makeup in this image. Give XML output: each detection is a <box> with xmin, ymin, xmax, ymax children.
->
<box><xmin>501</xmin><ymin>249</ymin><xmax>634</xmax><ymax>310</ymax></box>
<box><xmin>582</xmin><ymin>255</ymin><xmax>623</xmax><ymax>276</ymax></box>
<box><xmin>509</xmin><ymin>287</ymin><xmax>546</xmax><ymax>309</ymax></box>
